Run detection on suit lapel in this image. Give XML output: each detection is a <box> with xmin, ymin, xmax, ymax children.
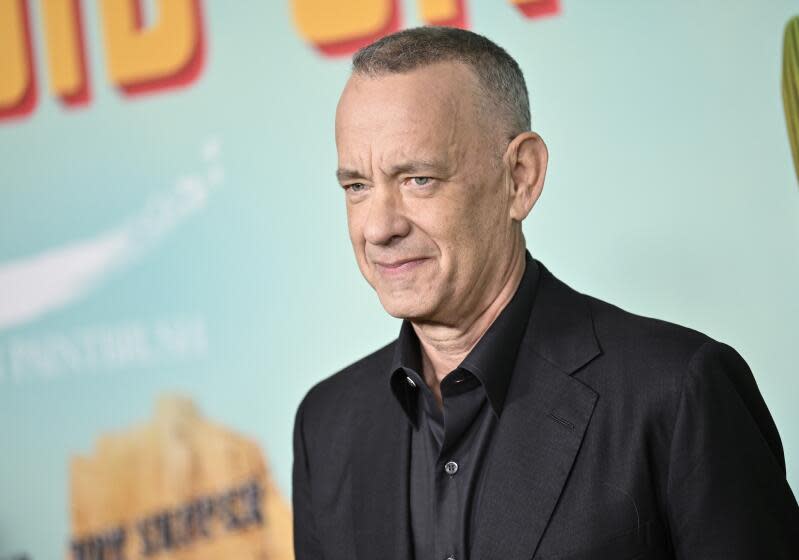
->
<box><xmin>471</xmin><ymin>263</ymin><xmax>601</xmax><ymax>560</ymax></box>
<box><xmin>347</xmin><ymin>263</ymin><xmax>601</xmax><ymax>560</ymax></box>
<box><xmin>351</xmin><ymin>376</ymin><xmax>413</xmax><ymax>560</ymax></box>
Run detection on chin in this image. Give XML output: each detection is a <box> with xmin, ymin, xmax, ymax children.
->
<box><xmin>376</xmin><ymin>292</ymin><xmax>432</xmax><ymax>320</ymax></box>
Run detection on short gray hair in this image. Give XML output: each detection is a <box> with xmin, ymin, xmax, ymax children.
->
<box><xmin>352</xmin><ymin>26</ymin><xmax>531</xmax><ymax>137</ymax></box>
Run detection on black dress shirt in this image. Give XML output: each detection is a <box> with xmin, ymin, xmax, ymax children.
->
<box><xmin>389</xmin><ymin>253</ymin><xmax>539</xmax><ymax>560</ymax></box>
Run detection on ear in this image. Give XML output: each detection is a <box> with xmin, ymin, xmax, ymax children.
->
<box><xmin>503</xmin><ymin>132</ymin><xmax>548</xmax><ymax>222</ymax></box>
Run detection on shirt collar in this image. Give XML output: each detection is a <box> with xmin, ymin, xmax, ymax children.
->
<box><xmin>389</xmin><ymin>251</ymin><xmax>539</xmax><ymax>420</ymax></box>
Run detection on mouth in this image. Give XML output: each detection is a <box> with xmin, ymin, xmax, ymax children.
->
<box><xmin>373</xmin><ymin>257</ymin><xmax>429</xmax><ymax>276</ymax></box>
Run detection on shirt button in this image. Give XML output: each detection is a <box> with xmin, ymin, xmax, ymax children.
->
<box><xmin>444</xmin><ymin>460</ymin><xmax>458</xmax><ymax>475</ymax></box>
<box><xmin>405</xmin><ymin>375</ymin><xmax>416</xmax><ymax>388</ymax></box>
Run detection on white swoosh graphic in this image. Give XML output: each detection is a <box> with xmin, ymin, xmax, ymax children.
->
<box><xmin>0</xmin><ymin>140</ymin><xmax>223</xmax><ymax>331</ymax></box>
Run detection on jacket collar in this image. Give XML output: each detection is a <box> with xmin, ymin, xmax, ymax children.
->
<box><xmin>388</xmin><ymin>252</ymin><xmax>540</xmax><ymax>423</ymax></box>
<box><xmin>351</xmin><ymin>259</ymin><xmax>601</xmax><ymax>560</ymax></box>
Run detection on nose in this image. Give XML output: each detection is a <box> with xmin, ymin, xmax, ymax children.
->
<box><xmin>362</xmin><ymin>183</ymin><xmax>411</xmax><ymax>246</ymax></box>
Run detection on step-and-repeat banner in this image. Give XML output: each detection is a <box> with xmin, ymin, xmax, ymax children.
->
<box><xmin>1</xmin><ymin>2</ymin><xmax>798</xmax><ymax>558</ymax></box>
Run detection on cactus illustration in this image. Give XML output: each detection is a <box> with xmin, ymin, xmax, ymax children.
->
<box><xmin>784</xmin><ymin>16</ymin><xmax>799</xmax><ymax>186</ymax></box>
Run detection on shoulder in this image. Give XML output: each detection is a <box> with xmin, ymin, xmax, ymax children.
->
<box><xmin>577</xmin><ymin>291</ymin><xmax>769</xmax><ymax>432</ymax></box>
<box><xmin>587</xmin><ymin>294</ymin><xmax>713</xmax><ymax>367</ymax></box>
<box><xmin>571</xmin><ymin>289</ymin><xmax>726</xmax><ymax>408</ymax></box>
<box><xmin>534</xmin><ymin>262</ymin><xmax>716</xmax><ymax>378</ymax></box>
<box><xmin>585</xmin><ymin>292</ymin><xmax>760</xmax><ymax>387</ymax></box>
<box><xmin>295</xmin><ymin>339</ymin><xmax>396</xmax><ymax>431</ymax></box>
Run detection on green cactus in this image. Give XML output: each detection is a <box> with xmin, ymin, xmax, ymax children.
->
<box><xmin>784</xmin><ymin>16</ymin><xmax>799</xmax><ymax>186</ymax></box>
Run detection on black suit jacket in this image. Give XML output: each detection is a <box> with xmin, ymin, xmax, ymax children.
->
<box><xmin>293</xmin><ymin>261</ymin><xmax>799</xmax><ymax>559</ymax></box>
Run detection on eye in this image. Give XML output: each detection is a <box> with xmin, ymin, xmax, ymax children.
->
<box><xmin>409</xmin><ymin>177</ymin><xmax>432</xmax><ymax>186</ymax></box>
<box><xmin>345</xmin><ymin>182</ymin><xmax>367</xmax><ymax>193</ymax></box>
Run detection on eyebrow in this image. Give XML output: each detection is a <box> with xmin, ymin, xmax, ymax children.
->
<box><xmin>336</xmin><ymin>168</ymin><xmax>364</xmax><ymax>182</ymax></box>
<box><xmin>335</xmin><ymin>159</ymin><xmax>448</xmax><ymax>183</ymax></box>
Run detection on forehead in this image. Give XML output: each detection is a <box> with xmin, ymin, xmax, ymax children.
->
<box><xmin>335</xmin><ymin>62</ymin><xmax>484</xmax><ymax>159</ymax></box>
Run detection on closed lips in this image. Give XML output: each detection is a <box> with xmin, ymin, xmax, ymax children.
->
<box><xmin>376</xmin><ymin>258</ymin><xmax>427</xmax><ymax>268</ymax></box>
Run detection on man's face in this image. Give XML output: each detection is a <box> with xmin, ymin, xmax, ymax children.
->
<box><xmin>335</xmin><ymin>62</ymin><xmax>518</xmax><ymax>324</ymax></box>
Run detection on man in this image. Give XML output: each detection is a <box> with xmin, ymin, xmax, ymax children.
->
<box><xmin>292</xmin><ymin>27</ymin><xmax>799</xmax><ymax>559</ymax></box>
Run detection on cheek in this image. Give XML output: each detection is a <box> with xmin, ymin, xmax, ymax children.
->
<box><xmin>467</xmin><ymin>179</ymin><xmax>510</xmax><ymax>236</ymax></box>
<box><xmin>346</xmin><ymin>206</ymin><xmax>374</xmax><ymax>276</ymax></box>
<box><xmin>410</xmin><ymin>189</ymin><xmax>469</xmax><ymax>239</ymax></box>
<box><xmin>436</xmin><ymin>187</ymin><xmax>488</xmax><ymax>243</ymax></box>
<box><xmin>407</xmin><ymin>214</ymin><xmax>454</xmax><ymax>268</ymax></box>
<box><xmin>345</xmin><ymin>204</ymin><xmax>364</xmax><ymax>244</ymax></box>
<box><xmin>409</xmin><ymin>202</ymin><xmax>476</xmax><ymax>284</ymax></box>
<box><xmin>435</xmin><ymin>186</ymin><xmax>505</xmax><ymax>269</ymax></box>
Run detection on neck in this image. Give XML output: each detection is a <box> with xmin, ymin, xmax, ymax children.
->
<box><xmin>412</xmin><ymin>246</ymin><xmax>527</xmax><ymax>407</ymax></box>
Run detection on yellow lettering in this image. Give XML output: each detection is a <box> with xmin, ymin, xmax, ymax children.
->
<box><xmin>0</xmin><ymin>0</ymin><xmax>36</xmax><ymax>119</ymax></box>
<box><xmin>418</xmin><ymin>0</ymin><xmax>465</xmax><ymax>27</ymax></box>
<box><xmin>291</xmin><ymin>0</ymin><xmax>399</xmax><ymax>55</ymax></box>
<box><xmin>98</xmin><ymin>0</ymin><xmax>205</xmax><ymax>94</ymax></box>
<box><xmin>42</xmin><ymin>0</ymin><xmax>90</xmax><ymax>104</ymax></box>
